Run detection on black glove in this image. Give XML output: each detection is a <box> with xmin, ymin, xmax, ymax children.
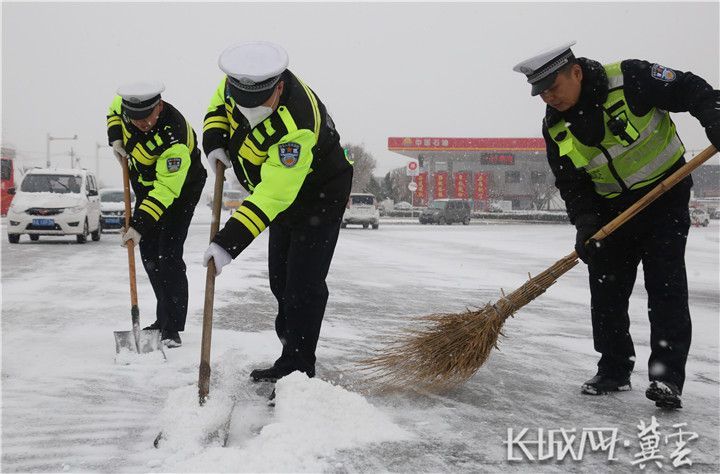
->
<box><xmin>574</xmin><ymin>214</ymin><xmax>602</xmax><ymax>264</ymax></box>
<box><xmin>706</xmin><ymin>123</ymin><xmax>720</xmax><ymax>151</ymax></box>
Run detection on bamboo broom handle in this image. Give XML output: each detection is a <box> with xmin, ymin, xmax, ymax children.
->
<box><xmin>571</xmin><ymin>144</ymin><xmax>718</xmax><ymax>257</ymax></box>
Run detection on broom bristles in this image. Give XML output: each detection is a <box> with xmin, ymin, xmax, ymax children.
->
<box><xmin>361</xmin><ymin>254</ymin><xmax>579</xmax><ymax>391</ymax></box>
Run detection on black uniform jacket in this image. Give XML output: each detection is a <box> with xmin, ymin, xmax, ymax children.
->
<box><xmin>542</xmin><ymin>58</ymin><xmax>720</xmax><ymax>224</ymax></box>
<box><xmin>203</xmin><ymin>70</ymin><xmax>352</xmax><ymax>230</ymax></box>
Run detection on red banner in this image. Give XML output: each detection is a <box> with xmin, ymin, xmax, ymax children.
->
<box><xmin>474</xmin><ymin>172</ymin><xmax>489</xmax><ymax>200</ymax></box>
<box><xmin>415</xmin><ymin>172</ymin><xmax>428</xmax><ymax>204</ymax></box>
<box><xmin>434</xmin><ymin>172</ymin><xmax>448</xmax><ymax>199</ymax></box>
<box><xmin>454</xmin><ymin>172</ymin><xmax>469</xmax><ymax>199</ymax></box>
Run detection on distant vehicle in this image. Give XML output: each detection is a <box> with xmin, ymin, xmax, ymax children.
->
<box><xmin>710</xmin><ymin>209</ymin><xmax>720</xmax><ymax>220</ymax></box>
<box><xmin>488</xmin><ymin>200</ymin><xmax>512</xmax><ymax>213</ymax></box>
<box><xmin>222</xmin><ymin>189</ymin><xmax>244</xmax><ymax>210</ymax></box>
<box><xmin>690</xmin><ymin>208</ymin><xmax>710</xmax><ymax>227</ymax></box>
<box><xmin>342</xmin><ymin>193</ymin><xmax>380</xmax><ymax>229</ymax></box>
<box><xmin>1</xmin><ymin>147</ymin><xmax>16</xmax><ymax>216</ymax></box>
<box><xmin>419</xmin><ymin>199</ymin><xmax>471</xmax><ymax>225</ymax></box>
<box><xmin>6</xmin><ymin>168</ymin><xmax>102</xmax><ymax>244</ymax></box>
<box><xmin>393</xmin><ymin>201</ymin><xmax>413</xmax><ymax>210</ymax></box>
<box><xmin>100</xmin><ymin>188</ymin><xmax>134</xmax><ymax>232</ymax></box>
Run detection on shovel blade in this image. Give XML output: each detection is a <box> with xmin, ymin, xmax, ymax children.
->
<box><xmin>114</xmin><ymin>329</ymin><xmax>164</xmax><ymax>354</ymax></box>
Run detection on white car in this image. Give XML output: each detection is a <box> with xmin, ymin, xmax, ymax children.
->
<box><xmin>6</xmin><ymin>168</ymin><xmax>102</xmax><ymax>243</ymax></box>
<box><xmin>690</xmin><ymin>208</ymin><xmax>710</xmax><ymax>227</ymax></box>
<box><xmin>100</xmin><ymin>188</ymin><xmax>134</xmax><ymax>232</ymax></box>
<box><xmin>342</xmin><ymin>193</ymin><xmax>380</xmax><ymax>229</ymax></box>
<box><xmin>393</xmin><ymin>201</ymin><xmax>413</xmax><ymax>210</ymax></box>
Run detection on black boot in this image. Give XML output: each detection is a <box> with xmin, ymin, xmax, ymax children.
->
<box><xmin>161</xmin><ymin>330</ymin><xmax>181</xmax><ymax>348</ymax></box>
<box><xmin>250</xmin><ymin>366</ymin><xmax>288</xmax><ymax>383</ymax></box>
<box><xmin>581</xmin><ymin>371</ymin><xmax>631</xmax><ymax>395</ymax></box>
<box><xmin>646</xmin><ymin>381</ymin><xmax>682</xmax><ymax>409</ymax></box>
<box><xmin>143</xmin><ymin>320</ymin><xmax>161</xmax><ymax>331</ymax></box>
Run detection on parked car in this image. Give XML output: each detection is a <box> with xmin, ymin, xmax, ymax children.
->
<box><xmin>419</xmin><ymin>199</ymin><xmax>471</xmax><ymax>225</ymax></box>
<box><xmin>393</xmin><ymin>201</ymin><xmax>413</xmax><ymax>210</ymax></box>
<box><xmin>342</xmin><ymin>193</ymin><xmax>380</xmax><ymax>229</ymax></box>
<box><xmin>100</xmin><ymin>188</ymin><xmax>134</xmax><ymax>232</ymax></box>
<box><xmin>690</xmin><ymin>208</ymin><xmax>710</xmax><ymax>227</ymax></box>
<box><xmin>6</xmin><ymin>168</ymin><xmax>102</xmax><ymax>243</ymax></box>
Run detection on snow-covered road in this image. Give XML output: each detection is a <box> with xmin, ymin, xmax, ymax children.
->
<box><xmin>2</xmin><ymin>209</ymin><xmax>718</xmax><ymax>472</ymax></box>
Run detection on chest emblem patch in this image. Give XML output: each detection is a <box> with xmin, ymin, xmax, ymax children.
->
<box><xmin>166</xmin><ymin>157</ymin><xmax>182</xmax><ymax>172</ymax></box>
<box><xmin>650</xmin><ymin>64</ymin><xmax>676</xmax><ymax>82</ymax></box>
<box><xmin>278</xmin><ymin>142</ymin><xmax>301</xmax><ymax>168</ymax></box>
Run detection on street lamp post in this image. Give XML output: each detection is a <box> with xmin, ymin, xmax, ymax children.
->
<box><xmin>96</xmin><ymin>142</ymin><xmax>112</xmax><ymax>176</ymax></box>
<box><xmin>46</xmin><ymin>133</ymin><xmax>78</xmax><ymax>168</ymax></box>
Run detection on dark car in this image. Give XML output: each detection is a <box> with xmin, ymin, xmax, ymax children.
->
<box><xmin>419</xmin><ymin>199</ymin><xmax>471</xmax><ymax>225</ymax></box>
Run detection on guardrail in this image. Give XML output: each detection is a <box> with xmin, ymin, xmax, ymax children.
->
<box><xmin>381</xmin><ymin>209</ymin><xmax>570</xmax><ymax>223</ymax></box>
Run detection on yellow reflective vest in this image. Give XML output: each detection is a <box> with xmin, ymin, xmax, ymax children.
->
<box><xmin>547</xmin><ymin>63</ymin><xmax>685</xmax><ymax>198</ymax></box>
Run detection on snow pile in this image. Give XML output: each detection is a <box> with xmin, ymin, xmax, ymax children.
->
<box><xmin>163</xmin><ymin>373</ymin><xmax>409</xmax><ymax>472</ymax></box>
<box><xmin>155</xmin><ymin>384</ymin><xmax>235</xmax><ymax>455</ymax></box>
<box><xmin>114</xmin><ymin>348</ymin><xmax>167</xmax><ymax>365</ymax></box>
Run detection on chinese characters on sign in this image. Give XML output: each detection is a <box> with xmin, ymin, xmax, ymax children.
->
<box><xmin>434</xmin><ymin>172</ymin><xmax>448</xmax><ymax>199</ymax></box>
<box><xmin>504</xmin><ymin>418</ymin><xmax>699</xmax><ymax>467</ymax></box>
<box><xmin>474</xmin><ymin>172</ymin><xmax>488</xmax><ymax>200</ymax></box>
<box><xmin>413</xmin><ymin>138</ymin><xmax>450</xmax><ymax>147</ymax></box>
<box><xmin>454</xmin><ymin>172</ymin><xmax>468</xmax><ymax>199</ymax></box>
<box><xmin>481</xmin><ymin>154</ymin><xmax>515</xmax><ymax>165</ymax></box>
<box><xmin>415</xmin><ymin>172</ymin><xmax>428</xmax><ymax>205</ymax></box>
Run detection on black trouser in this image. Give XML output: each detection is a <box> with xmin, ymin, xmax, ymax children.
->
<box><xmin>267</xmin><ymin>219</ymin><xmax>342</xmax><ymax>376</ymax></box>
<box><xmin>138</xmin><ymin>182</ymin><xmax>203</xmax><ymax>333</ymax></box>
<box><xmin>588</xmin><ymin>186</ymin><xmax>691</xmax><ymax>392</ymax></box>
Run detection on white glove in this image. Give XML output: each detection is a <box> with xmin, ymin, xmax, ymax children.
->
<box><xmin>207</xmin><ymin>148</ymin><xmax>231</xmax><ymax>174</ymax></box>
<box><xmin>121</xmin><ymin>226</ymin><xmax>142</xmax><ymax>247</ymax></box>
<box><xmin>203</xmin><ymin>242</ymin><xmax>233</xmax><ymax>276</ymax></box>
<box><xmin>112</xmin><ymin>139</ymin><xmax>128</xmax><ymax>164</ymax></box>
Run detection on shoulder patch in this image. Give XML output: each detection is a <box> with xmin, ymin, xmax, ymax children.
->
<box><xmin>278</xmin><ymin>142</ymin><xmax>301</xmax><ymax>167</ymax></box>
<box><xmin>650</xmin><ymin>64</ymin><xmax>676</xmax><ymax>82</ymax></box>
<box><xmin>166</xmin><ymin>157</ymin><xmax>182</xmax><ymax>172</ymax></box>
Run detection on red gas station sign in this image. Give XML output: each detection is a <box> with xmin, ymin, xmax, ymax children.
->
<box><xmin>434</xmin><ymin>172</ymin><xmax>448</xmax><ymax>199</ymax></box>
<box><xmin>474</xmin><ymin>172</ymin><xmax>489</xmax><ymax>200</ymax></box>
<box><xmin>415</xmin><ymin>172</ymin><xmax>428</xmax><ymax>204</ymax></box>
<box><xmin>454</xmin><ymin>172</ymin><xmax>469</xmax><ymax>199</ymax></box>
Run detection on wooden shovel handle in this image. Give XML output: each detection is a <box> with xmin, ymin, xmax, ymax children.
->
<box><xmin>199</xmin><ymin>160</ymin><xmax>226</xmax><ymax>404</ymax></box>
<box><xmin>569</xmin><ymin>144</ymin><xmax>718</xmax><ymax>259</ymax></box>
<box><xmin>122</xmin><ymin>158</ymin><xmax>139</xmax><ymax>310</ymax></box>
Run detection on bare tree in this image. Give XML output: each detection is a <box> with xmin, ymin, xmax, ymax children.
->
<box><xmin>344</xmin><ymin>143</ymin><xmax>376</xmax><ymax>194</ymax></box>
<box><xmin>529</xmin><ymin>181</ymin><xmax>559</xmax><ymax>210</ymax></box>
<box><xmin>382</xmin><ymin>167</ymin><xmax>412</xmax><ymax>202</ymax></box>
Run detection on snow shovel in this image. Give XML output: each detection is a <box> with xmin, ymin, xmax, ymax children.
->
<box><xmin>199</xmin><ymin>160</ymin><xmax>227</xmax><ymax>405</ymax></box>
<box><xmin>113</xmin><ymin>157</ymin><xmax>164</xmax><ymax>355</ymax></box>
<box><xmin>154</xmin><ymin>160</ymin><xmax>229</xmax><ymax>449</ymax></box>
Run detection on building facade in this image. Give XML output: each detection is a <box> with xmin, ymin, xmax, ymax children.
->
<box><xmin>388</xmin><ymin>137</ymin><xmax>553</xmax><ymax>210</ymax></box>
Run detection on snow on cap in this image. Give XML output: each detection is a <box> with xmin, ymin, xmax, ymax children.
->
<box><xmin>219</xmin><ymin>41</ymin><xmax>289</xmax><ymax>107</ymax></box>
<box><xmin>513</xmin><ymin>41</ymin><xmax>577</xmax><ymax>96</ymax></box>
<box><xmin>117</xmin><ymin>81</ymin><xmax>165</xmax><ymax>119</ymax></box>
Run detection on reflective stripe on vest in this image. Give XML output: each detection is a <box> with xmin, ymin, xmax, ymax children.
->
<box><xmin>548</xmin><ymin>62</ymin><xmax>684</xmax><ymax>198</ymax></box>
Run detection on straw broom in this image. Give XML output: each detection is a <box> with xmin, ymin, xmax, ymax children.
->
<box><xmin>362</xmin><ymin>144</ymin><xmax>717</xmax><ymax>392</ymax></box>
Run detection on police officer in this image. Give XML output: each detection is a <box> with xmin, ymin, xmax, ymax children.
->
<box><xmin>201</xmin><ymin>42</ymin><xmax>353</xmax><ymax>383</ymax></box>
<box><xmin>107</xmin><ymin>81</ymin><xmax>207</xmax><ymax>347</ymax></box>
<box><xmin>514</xmin><ymin>42</ymin><xmax>720</xmax><ymax>409</ymax></box>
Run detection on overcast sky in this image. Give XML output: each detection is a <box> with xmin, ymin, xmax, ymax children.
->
<box><xmin>2</xmin><ymin>1</ymin><xmax>718</xmax><ymax>187</ymax></box>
